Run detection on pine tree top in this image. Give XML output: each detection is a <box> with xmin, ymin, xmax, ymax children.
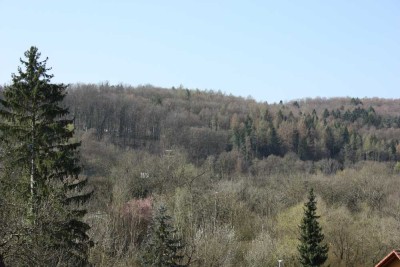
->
<box><xmin>298</xmin><ymin>188</ymin><xmax>328</xmax><ymax>267</ymax></box>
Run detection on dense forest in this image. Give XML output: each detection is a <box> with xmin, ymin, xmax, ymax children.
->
<box><xmin>65</xmin><ymin>83</ymin><xmax>400</xmax><ymax>266</ymax></box>
<box><xmin>66</xmin><ymin>83</ymin><xmax>400</xmax><ymax>168</ymax></box>
<box><xmin>2</xmin><ymin>75</ymin><xmax>400</xmax><ymax>266</ymax></box>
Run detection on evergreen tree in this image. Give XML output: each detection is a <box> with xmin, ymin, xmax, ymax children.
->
<box><xmin>291</xmin><ymin>128</ymin><xmax>300</xmax><ymax>153</ymax></box>
<box><xmin>324</xmin><ymin>126</ymin><xmax>335</xmax><ymax>158</ymax></box>
<box><xmin>255</xmin><ymin>120</ymin><xmax>269</xmax><ymax>158</ymax></box>
<box><xmin>298</xmin><ymin>188</ymin><xmax>328</xmax><ymax>267</ymax></box>
<box><xmin>322</xmin><ymin>108</ymin><xmax>330</xmax><ymax>119</ymax></box>
<box><xmin>268</xmin><ymin>125</ymin><xmax>281</xmax><ymax>156</ymax></box>
<box><xmin>341</xmin><ymin>126</ymin><xmax>350</xmax><ymax>144</ymax></box>
<box><xmin>142</xmin><ymin>205</ymin><xmax>187</xmax><ymax>267</ymax></box>
<box><xmin>0</xmin><ymin>47</ymin><xmax>91</xmax><ymax>266</ymax></box>
<box><xmin>298</xmin><ymin>137</ymin><xmax>310</xmax><ymax>160</ymax></box>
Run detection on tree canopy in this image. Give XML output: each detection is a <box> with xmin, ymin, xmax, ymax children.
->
<box><xmin>0</xmin><ymin>46</ymin><xmax>91</xmax><ymax>266</ymax></box>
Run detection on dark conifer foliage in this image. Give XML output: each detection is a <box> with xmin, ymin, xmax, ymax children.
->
<box><xmin>142</xmin><ymin>205</ymin><xmax>187</xmax><ymax>267</ymax></box>
<box><xmin>298</xmin><ymin>188</ymin><xmax>328</xmax><ymax>267</ymax></box>
<box><xmin>0</xmin><ymin>47</ymin><xmax>91</xmax><ymax>266</ymax></box>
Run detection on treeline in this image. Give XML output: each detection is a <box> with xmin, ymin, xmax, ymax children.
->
<box><xmin>65</xmin><ymin>84</ymin><xmax>400</xmax><ymax>169</ymax></box>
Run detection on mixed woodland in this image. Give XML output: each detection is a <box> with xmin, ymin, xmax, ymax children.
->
<box><xmin>2</xmin><ymin>62</ymin><xmax>400</xmax><ymax>266</ymax></box>
<box><xmin>66</xmin><ymin>83</ymin><xmax>400</xmax><ymax>266</ymax></box>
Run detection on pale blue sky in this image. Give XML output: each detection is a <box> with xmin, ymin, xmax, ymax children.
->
<box><xmin>1</xmin><ymin>0</ymin><xmax>399</xmax><ymax>103</ymax></box>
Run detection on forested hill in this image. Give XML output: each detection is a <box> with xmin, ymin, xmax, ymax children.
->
<box><xmin>65</xmin><ymin>83</ymin><xmax>400</xmax><ymax>169</ymax></box>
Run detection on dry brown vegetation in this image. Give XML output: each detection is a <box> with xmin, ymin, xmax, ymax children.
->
<box><xmin>60</xmin><ymin>84</ymin><xmax>400</xmax><ymax>266</ymax></box>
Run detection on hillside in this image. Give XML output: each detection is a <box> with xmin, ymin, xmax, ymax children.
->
<box><xmin>62</xmin><ymin>83</ymin><xmax>400</xmax><ymax>266</ymax></box>
<box><xmin>66</xmin><ymin>83</ymin><xmax>400</xmax><ymax>169</ymax></box>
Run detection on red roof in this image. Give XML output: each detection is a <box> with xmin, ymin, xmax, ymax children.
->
<box><xmin>375</xmin><ymin>250</ymin><xmax>400</xmax><ymax>267</ymax></box>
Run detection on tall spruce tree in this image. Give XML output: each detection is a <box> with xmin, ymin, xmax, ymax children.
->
<box><xmin>298</xmin><ymin>188</ymin><xmax>328</xmax><ymax>267</ymax></box>
<box><xmin>141</xmin><ymin>205</ymin><xmax>187</xmax><ymax>267</ymax></box>
<box><xmin>0</xmin><ymin>47</ymin><xmax>91</xmax><ymax>266</ymax></box>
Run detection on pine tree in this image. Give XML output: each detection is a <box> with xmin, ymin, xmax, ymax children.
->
<box><xmin>298</xmin><ymin>188</ymin><xmax>328</xmax><ymax>267</ymax></box>
<box><xmin>268</xmin><ymin>125</ymin><xmax>281</xmax><ymax>156</ymax></box>
<box><xmin>0</xmin><ymin>47</ymin><xmax>91</xmax><ymax>266</ymax></box>
<box><xmin>324</xmin><ymin>126</ymin><xmax>335</xmax><ymax>158</ymax></box>
<box><xmin>142</xmin><ymin>205</ymin><xmax>187</xmax><ymax>267</ymax></box>
<box><xmin>298</xmin><ymin>137</ymin><xmax>310</xmax><ymax>160</ymax></box>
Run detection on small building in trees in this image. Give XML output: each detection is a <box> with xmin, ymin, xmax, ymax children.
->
<box><xmin>375</xmin><ymin>250</ymin><xmax>400</xmax><ymax>267</ymax></box>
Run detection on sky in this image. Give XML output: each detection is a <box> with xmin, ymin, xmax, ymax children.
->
<box><xmin>0</xmin><ymin>0</ymin><xmax>399</xmax><ymax>103</ymax></box>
